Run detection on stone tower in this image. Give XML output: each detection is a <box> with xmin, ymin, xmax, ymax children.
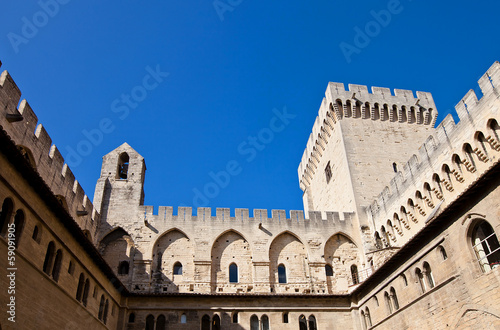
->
<box><xmin>93</xmin><ymin>142</ymin><xmax>146</xmax><ymax>237</ymax></box>
<box><xmin>298</xmin><ymin>83</ymin><xmax>438</xmax><ymax>227</ymax></box>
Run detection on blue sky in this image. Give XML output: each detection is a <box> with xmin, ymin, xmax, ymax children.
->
<box><xmin>1</xmin><ymin>1</ymin><xmax>499</xmax><ymax>215</ymax></box>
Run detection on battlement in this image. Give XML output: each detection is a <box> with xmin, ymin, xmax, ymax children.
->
<box><xmin>367</xmin><ymin>61</ymin><xmax>500</xmax><ymax>230</ymax></box>
<box><xmin>298</xmin><ymin>81</ymin><xmax>438</xmax><ymax>190</ymax></box>
<box><xmin>142</xmin><ymin>206</ymin><xmax>354</xmax><ymax>225</ymax></box>
<box><xmin>0</xmin><ymin>63</ymin><xmax>99</xmax><ymax>239</ymax></box>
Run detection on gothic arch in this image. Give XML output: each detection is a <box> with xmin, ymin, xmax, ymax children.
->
<box><xmin>99</xmin><ymin>227</ymin><xmax>135</xmax><ymax>277</ymax></box>
<box><xmin>153</xmin><ymin>229</ymin><xmax>194</xmax><ymax>283</ymax></box>
<box><xmin>269</xmin><ymin>231</ymin><xmax>309</xmax><ymax>288</ymax></box>
<box><xmin>151</xmin><ymin>228</ymin><xmax>192</xmax><ymax>259</ymax></box>
<box><xmin>211</xmin><ymin>230</ymin><xmax>252</xmax><ymax>290</ymax></box>
<box><xmin>324</xmin><ymin>233</ymin><xmax>362</xmax><ymax>286</ymax></box>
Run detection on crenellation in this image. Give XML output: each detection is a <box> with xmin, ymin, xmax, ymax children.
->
<box><xmin>368</xmin><ymin>61</ymin><xmax>500</xmax><ymax>252</ymax></box>
<box><xmin>2</xmin><ymin>58</ymin><xmax>499</xmax><ymax>329</ymax></box>
<box><xmin>478</xmin><ymin>61</ymin><xmax>500</xmax><ymax>95</ymax></box>
<box><xmin>0</xmin><ymin>70</ymin><xmax>22</xmax><ymax>108</ymax></box>
<box><xmin>233</xmin><ymin>207</ymin><xmax>247</xmax><ymax>222</ymax></box>
<box><xmin>289</xmin><ymin>209</ymin><xmax>304</xmax><ymax>222</ymax></box>
<box><xmin>371</xmin><ymin>86</ymin><xmax>391</xmax><ymax>97</ymax></box>
<box><xmin>216</xmin><ymin>207</ymin><xmax>230</xmax><ymax>221</ymax></box>
<box><xmin>393</xmin><ymin>88</ymin><xmax>415</xmax><ymax>100</ymax></box>
<box><xmin>177</xmin><ymin>206</ymin><xmax>192</xmax><ymax>220</ymax></box>
<box><xmin>158</xmin><ymin>206</ymin><xmax>173</xmax><ymax>220</ymax></box>
<box><xmin>348</xmin><ymin>84</ymin><xmax>369</xmax><ymax>96</ymax></box>
<box><xmin>0</xmin><ymin>69</ymin><xmax>101</xmax><ymax>235</ymax></box>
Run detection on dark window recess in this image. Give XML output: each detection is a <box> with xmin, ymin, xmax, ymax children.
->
<box><xmin>325</xmin><ymin>161</ymin><xmax>332</xmax><ymax>183</ymax></box>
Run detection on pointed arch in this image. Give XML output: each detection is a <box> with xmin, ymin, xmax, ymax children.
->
<box><xmin>154</xmin><ymin>228</ymin><xmax>194</xmax><ymax>287</ymax></box>
<box><xmin>324</xmin><ymin>233</ymin><xmax>362</xmax><ymax>286</ymax></box>
<box><xmin>269</xmin><ymin>231</ymin><xmax>308</xmax><ymax>289</ymax></box>
<box><xmin>211</xmin><ymin>230</ymin><xmax>252</xmax><ymax>290</ymax></box>
<box><xmin>99</xmin><ymin>227</ymin><xmax>135</xmax><ymax>278</ymax></box>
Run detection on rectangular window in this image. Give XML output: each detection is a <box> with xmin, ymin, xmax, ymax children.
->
<box><xmin>325</xmin><ymin>161</ymin><xmax>332</xmax><ymax>183</ymax></box>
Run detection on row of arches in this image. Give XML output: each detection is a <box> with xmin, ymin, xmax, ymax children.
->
<box><xmin>367</xmin><ymin>218</ymin><xmax>500</xmax><ymax>328</ymax></box>
<box><xmin>139</xmin><ymin>312</ymin><xmax>318</xmax><ymax>329</ymax></box>
<box><xmin>330</xmin><ymin>99</ymin><xmax>434</xmax><ymax>125</ymax></box>
<box><xmin>373</xmin><ymin>119</ymin><xmax>500</xmax><ymax>249</ymax></box>
<box><xmin>100</xmin><ymin>228</ymin><xmax>363</xmax><ymax>290</ymax></box>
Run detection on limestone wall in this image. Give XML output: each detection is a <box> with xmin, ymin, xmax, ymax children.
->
<box><xmin>366</xmin><ymin>61</ymin><xmax>500</xmax><ymax>251</ymax></box>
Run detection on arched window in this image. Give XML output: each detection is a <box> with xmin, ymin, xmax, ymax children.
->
<box><xmin>212</xmin><ymin>314</ymin><xmax>221</xmax><ymax>330</ymax></box>
<box><xmin>82</xmin><ymin>279</ymin><xmax>90</xmax><ymax>306</ymax></box>
<box><xmin>471</xmin><ymin>220</ymin><xmax>500</xmax><ymax>272</ymax></box>
<box><xmin>373</xmin><ymin>296</ymin><xmax>379</xmax><ymax>306</ymax></box>
<box><xmin>391</xmin><ymin>105</ymin><xmax>398</xmax><ymax>122</ymax></box>
<box><xmin>409</xmin><ymin>106</ymin><xmax>416</xmax><ymax>123</ymax></box>
<box><xmin>181</xmin><ymin>313</ymin><xmax>187</xmax><ymax>323</ymax></box>
<box><xmin>43</xmin><ymin>242</ymin><xmax>56</xmax><ymax>275</ymax></box>
<box><xmin>52</xmin><ymin>249</ymin><xmax>63</xmax><ymax>282</ymax></box>
<box><xmin>98</xmin><ymin>295</ymin><xmax>105</xmax><ymax>321</ymax></box>
<box><xmin>103</xmin><ymin>299</ymin><xmax>109</xmax><ymax>324</ymax></box>
<box><xmin>13</xmin><ymin>209</ymin><xmax>25</xmax><ymax>248</ymax></box>
<box><xmin>401</xmin><ymin>274</ymin><xmax>408</xmax><ymax>286</ymax></box>
<box><xmin>365</xmin><ymin>307</ymin><xmax>372</xmax><ymax>327</ymax></box>
<box><xmin>360</xmin><ymin>310</ymin><xmax>367</xmax><ymax>330</ymax></box>
<box><xmin>380</xmin><ymin>226</ymin><xmax>390</xmax><ymax>247</ymax></box>
<box><xmin>390</xmin><ymin>287</ymin><xmax>399</xmax><ymax>310</ymax></box>
<box><xmin>384</xmin><ymin>292</ymin><xmax>392</xmax><ymax>314</ymax></box>
<box><xmin>488</xmin><ymin>119</ymin><xmax>500</xmax><ymax>142</ymax></box>
<box><xmin>463</xmin><ymin>143</ymin><xmax>476</xmax><ymax>170</ymax></box>
<box><xmin>229</xmin><ymin>263</ymin><xmax>238</xmax><ymax>283</ymax></box>
<box><xmin>145</xmin><ymin>314</ymin><xmax>155</xmax><ymax>330</ymax></box>
<box><xmin>117</xmin><ymin>152</ymin><xmax>129</xmax><ymax>180</ymax></box>
<box><xmin>156</xmin><ymin>314</ymin><xmax>165</xmax><ymax>330</ymax></box>
<box><xmin>76</xmin><ymin>273</ymin><xmax>85</xmax><ymax>301</ymax></box>
<box><xmin>118</xmin><ymin>261</ymin><xmax>129</xmax><ymax>275</ymax></box>
<box><xmin>250</xmin><ymin>315</ymin><xmax>259</xmax><ymax>330</ymax></box>
<box><xmin>299</xmin><ymin>315</ymin><xmax>307</xmax><ymax>330</ymax></box>
<box><xmin>231</xmin><ymin>312</ymin><xmax>238</xmax><ymax>323</ymax></box>
<box><xmin>325</xmin><ymin>264</ymin><xmax>333</xmax><ymax>277</ymax></box>
<box><xmin>374</xmin><ymin>232</ymin><xmax>383</xmax><ymax>249</ymax></box>
<box><xmin>128</xmin><ymin>313</ymin><xmax>135</xmax><ymax>323</ymax></box>
<box><xmin>201</xmin><ymin>315</ymin><xmax>210</xmax><ymax>330</ymax></box>
<box><xmin>173</xmin><ymin>262</ymin><xmax>183</xmax><ymax>275</ymax></box>
<box><xmin>415</xmin><ymin>268</ymin><xmax>425</xmax><ymax>293</ymax></box>
<box><xmin>351</xmin><ymin>264</ymin><xmax>359</xmax><ymax>285</ymax></box>
<box><xmin>382</xmin><ymin>104</ymin><xmax>389</xmax><ymax>121</ymax></box>
<box><xmin>0</xmin><ymin>198</ymin><xmax>14</xmax><ymax>236</ymax></box>
<box><xmin>393</xmin><ymin>162</ymin><xmax>398</xmax><ymax>173</ymax></box>
<box><xmin>278</xmin><ymin>264</ymin><xmax>287</xmax><ymax>284</ymax></box>
<box><xmin>438</xmin><ymin>246</ymin><xmax>448</xmax><ymax>260</ymax></box>
<box><xmin>476</xmin><ymin>131</ymin><xmax>490</xmax><ymax>158</ymax></box>
<box><xmin>32</xmin><ymin>225</ymin><xmax>39</xmax><ymax>242</ymax></box>
<box><xmin>261</xmin><ymin>315</ymin><xmax>270</xmax><ymax>330</ymax></box>
<box><xmin>308</xmin><ymin>315</ymin><xmax>317</xmax><ymax>330</ymax></box>
<box><xmin>282</xmin><ymin>312</ymin><xmax>289</xmax><ymax>323</ymax></box>
<box><xmin>423</xmin><ymin>262</ymin><xmax>434</xmax><ymax>289</ymax></box>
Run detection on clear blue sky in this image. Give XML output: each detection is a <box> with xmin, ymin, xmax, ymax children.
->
<box><xmin>1</xmin><ymin>1</ymin><xmax>499</xmax><ymax>215</ymax></box>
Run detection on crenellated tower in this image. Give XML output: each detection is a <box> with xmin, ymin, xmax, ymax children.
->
<box><xmin>298</xmin><ymin>83</ymin><xmax>438</xmax><ymax>228</ymax></box>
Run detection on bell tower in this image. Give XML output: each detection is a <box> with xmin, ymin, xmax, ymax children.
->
<box><xmin>93</xmin><ymin>143</ymin><xmax>146</xmax><ymax>230</ymax></box>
